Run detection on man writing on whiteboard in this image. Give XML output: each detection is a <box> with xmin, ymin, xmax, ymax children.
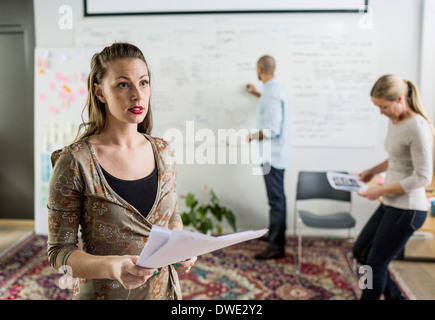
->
<box><xmin>246</xmin><ymin>55</ymin><xmax>292</xmax><ymax>260</ymax></box>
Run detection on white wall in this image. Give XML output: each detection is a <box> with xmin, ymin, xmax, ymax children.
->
<box><xmin>420</xmin><ymin>0</ymin><xmax>435</xmax><ymax>126</ymax></box>
<box><xmin>33</xmin><ymin>0</ymin><xmax>432</xmax><ymax>236</ymax></box>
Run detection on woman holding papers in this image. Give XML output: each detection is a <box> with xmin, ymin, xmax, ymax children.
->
<box><xmin>353</xmin><ymin>74</ymin><xmax>434</xmax><ymax>300</ymax></box>
<box><xmin>47</xmin><ymin>43</ymin><xmax>196</xmax><ymax>300</ymax></box>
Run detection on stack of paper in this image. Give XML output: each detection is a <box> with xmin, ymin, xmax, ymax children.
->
<box><xmin>136</xmin><ymin>226</ymin><xmax>268</xmax><ymax>268</ymax></box>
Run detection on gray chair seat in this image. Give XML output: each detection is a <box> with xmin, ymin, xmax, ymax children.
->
<box><xmin>294</xmin><ymin>171</ymin><xmax>356</xmax><ymax>274</ymax></box>
<box><xmin>299</xmin><ymin>210</ymin><xmax>356</xmax><ymax>229</ymax></box>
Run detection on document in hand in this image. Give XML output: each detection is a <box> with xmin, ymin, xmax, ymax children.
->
<box><xmin>136</xmin><ymin>226</ymin><xmax>268</xmax><ymax>269</ymax></box>
<box><xmin>326</xmin><ymin>171</ymin><xmax>368</xmax><ymax>193</ymax></box>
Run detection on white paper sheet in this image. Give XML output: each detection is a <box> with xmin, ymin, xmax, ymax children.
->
<box><xmin>136</xmin><ymin>226</ymin><xmax>268</xmax><ymax>268</ymax></box>
<box><xmin>326</xmin><ymin>171</ymin><xmax>368</xmax><ymax>193</ymax></box>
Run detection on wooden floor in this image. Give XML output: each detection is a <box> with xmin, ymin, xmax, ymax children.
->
<box><xmin>1</xmin><ymin>219</ymin><xmax>435</xmax><ymax>300</ymax></box>
<box><xmin>0</xmin><ymin>219</ymin><xmax>35</xmax><ymax>255</ymax></box>
<box><xmin>390</xmin><ymin>260</ymin><xmax>435</xmax><ymax>300</ymax></box>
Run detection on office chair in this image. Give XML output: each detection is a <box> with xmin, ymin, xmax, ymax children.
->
<box><xmin>294</xmin><ymin>171</ymin><xmax>356</xmax><ymax>274</ymax></box>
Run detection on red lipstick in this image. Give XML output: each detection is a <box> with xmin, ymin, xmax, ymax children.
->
<box><xmin>129</xmin><ymin>106</ymin><xmax>144</xmax><ymax>114</ymax></box>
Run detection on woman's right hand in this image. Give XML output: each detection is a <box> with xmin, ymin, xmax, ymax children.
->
<box><xmin>358</xmin><ymin>169</ymin><xmax>375</xmax><ymax>183</ymax></box>
<box><xmin>110</xmin><ymin>255</ymin><xmax>157</xmax><ymax>290</ymax></box>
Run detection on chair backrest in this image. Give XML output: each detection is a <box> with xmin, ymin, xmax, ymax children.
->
<box><xmin>296</xmin><ymin>171</ymin><xmax>351</xmax><ymax>202</ymax></box>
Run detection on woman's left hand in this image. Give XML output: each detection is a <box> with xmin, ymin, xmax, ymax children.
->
<box><xmin>358</xmin><ymin>186</ymin><xmax>384</xmax><ymax>201</ymax></box>
<box><xmin>173</xmin><ymin>257</ymin><xmax>197</xmax><ymax>274</ymax></box>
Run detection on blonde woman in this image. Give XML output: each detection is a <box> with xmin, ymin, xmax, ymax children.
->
<box><xmin>47</xmin><ymin>43</ymin><xmax>196</xmax><ymax>300</ymax></box>
<box><xmin>353</xmin><ymin>74</ymin><xmax>434</xmax><ymax>300</ymax></box>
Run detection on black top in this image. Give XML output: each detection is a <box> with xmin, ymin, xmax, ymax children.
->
<box><xmin>100</xmin><ymin>166</ymin><xmax>158</xmax><ymax>218</ymax></box>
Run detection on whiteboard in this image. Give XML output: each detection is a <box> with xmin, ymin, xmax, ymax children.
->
<box><xmin>85</xmin><ymin>0</ymin><xmax>367</xmax><ymax>15</ymax></box>
<box><xmin>34</xmin><ymin>47</ymin><xmax>100</xmax><ymax>234</ymax></box>
<box><xmin>74</xmin><ymin>14</ymin><xmax>379</xmax><ymax>148</ymax></box>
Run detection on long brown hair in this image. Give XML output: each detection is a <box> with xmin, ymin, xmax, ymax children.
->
<box><xmin>371</xmin><ymin>74</ymin><xmax>434</xmax><ymax>133</ymax></box>
<box><xmin>74</xmin><ymin>42</ymin><xmax>153</xmax><ymax>142</ymax></box>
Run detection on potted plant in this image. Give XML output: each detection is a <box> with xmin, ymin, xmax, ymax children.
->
<box><xmin>180</xmin><ymin>186</ymin><xmax>237</xmax><ymax>235</ymax></box>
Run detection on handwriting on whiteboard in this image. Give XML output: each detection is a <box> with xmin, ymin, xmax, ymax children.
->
<box><xmin>72</xmin><ymin>15</ymin><xmax>378</xmax><ymax>147</ymax></box>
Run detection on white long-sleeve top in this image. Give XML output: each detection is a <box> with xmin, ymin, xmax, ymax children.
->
<box><xmin>382</xmin><ymin>114</ymin><xmax>434</xmax><ymax>211</ymax></box>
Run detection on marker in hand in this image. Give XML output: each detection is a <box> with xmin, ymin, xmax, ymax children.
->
<box><xmin>246</xmin><ymin>84</ymin><xmax>260</xmax><ymax>97</ymax></box>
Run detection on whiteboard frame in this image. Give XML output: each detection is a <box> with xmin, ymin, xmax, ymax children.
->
<box><xmin>84</xmin><ymin>0</ymin><xmax>369</xmax><ymax>16</ymax></box>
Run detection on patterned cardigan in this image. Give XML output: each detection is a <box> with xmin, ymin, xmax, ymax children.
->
<box><xmin>47</xmin><ymin>134</ymin><xmax>183</xmax><ymax>300</ymax></box>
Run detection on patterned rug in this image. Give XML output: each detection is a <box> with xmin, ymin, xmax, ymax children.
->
<box><xmin>0</xmin><ymin>232</ymin><xmax>409</xmax><ymax>300</ymax></box>
<box><xmin>180</xmin><ymin>236</ymin><xmax>361</xmax><ymax>300</ymax></box>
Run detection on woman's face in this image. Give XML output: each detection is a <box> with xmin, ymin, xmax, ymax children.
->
<box><xmin>371</xmin><ymin>95</ymin><xmax>407</xmax><ymax>123</ymax></box>
<box><xmin>94</xmin><ymin>58</ymin><xmax>150</xmax><ymax>128</ymax></box>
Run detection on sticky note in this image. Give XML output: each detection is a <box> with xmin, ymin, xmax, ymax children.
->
<box><xmin>37</xmin><ymin>58</ymin><xmax>49</xmax><ymax>69</ymax></box>
<box><xmin>49</xmin><ymin>106</ymin><xmax>58</xmax><ymax>114</ymax></box>
<box><xmin>58</xmin><ymin>52</ymin><xmax>69</xmax><ymax>64</ymax></box>
<box><xmin>59</xmin><ymin>91</ymin><xmax>68</xmax><ymax>99</ymax></box>
<box><xmin>79</xmin><ymin>87</ymin><xmax>87</xmax><ymax>95</ymax></box>
<box><xmin>76</xmin><ymin>72</ymin><xmax>86</xmax><ymax>83</ymax></box>
<box><xmin>62</xmin><ymin>85</ymin><xmax>71</xmax><ymax>93</ymax></box>
<box><xmin>61</xmin><ymin>99</ymin><xmax>69</xmax><ymax>109</ymax></box>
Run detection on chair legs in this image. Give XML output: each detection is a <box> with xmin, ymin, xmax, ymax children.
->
<box><xmin>296</xmin><ymin>217</ymin><xmax>302</xmax><ymax>275</ymax></box>
<box><xmin>295</xmin><ymin>217</ymin><xmax>354</xmax><ymax>275</ymax></box>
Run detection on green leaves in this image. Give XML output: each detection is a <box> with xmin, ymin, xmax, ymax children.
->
<box><xmin>180</xmin><ymin>189</ymin><xmax>237</xmax><ymax>235</ymax></box>
<box><xmin>185</xmin><ymin>192</ymin><xmax>197</xmax><ymax>208</ymax></box>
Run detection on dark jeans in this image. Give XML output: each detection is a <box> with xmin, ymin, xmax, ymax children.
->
<box><xmin>263</xmin><ymin>163</ymin><xmax>286</xmax><ymax>252</ymax></box>
<box><xmin>352</xmin><ymin>204</ymin><xmax>427</xmax><ymax>300</ymax></box>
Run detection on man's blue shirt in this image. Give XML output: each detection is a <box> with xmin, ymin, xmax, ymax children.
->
<box><xmin>255</xmin><ymin>78</ymin><xmax>291</xmax><ymax>169</ymax></box>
